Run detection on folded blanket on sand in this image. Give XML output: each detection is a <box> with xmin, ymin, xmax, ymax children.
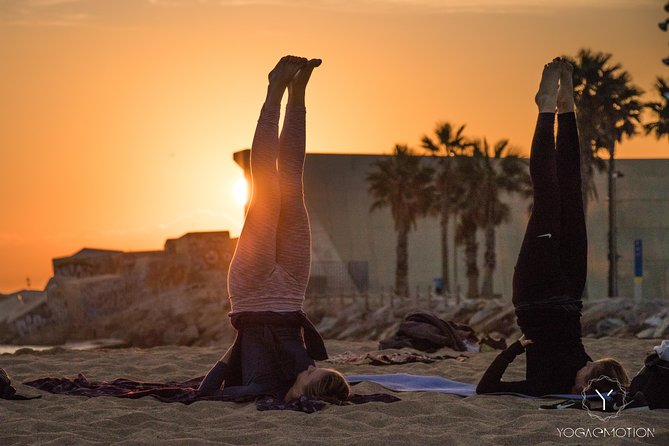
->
<box><xmin>23</xmin><ymin>375</ymin><xmax>400</xmax><ymax>414</ymax></box>
<box><xmin>346</xmin><ymin>373</ymin><xmax>597</xmax><ymax>399</ymax></box>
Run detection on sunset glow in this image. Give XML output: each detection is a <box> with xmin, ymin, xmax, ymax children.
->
<box><xmin>233</xmin><ymin>178</ymin><xmax>249</xmax><ymax>207</ymax></box>
<box><xmin>0</xmin><ymin>0</ymin><xmax>666</xmax><ymax>293</ymax></box>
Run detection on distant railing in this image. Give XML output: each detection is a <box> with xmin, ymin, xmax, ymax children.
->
<box><xmin>305</xmin><ymin>286</ymin><xmax>465</xmax><ymax>313</ymax></box>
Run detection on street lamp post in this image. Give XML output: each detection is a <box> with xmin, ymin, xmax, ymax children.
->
<box><xmin>607</xmin><ymin>151</ymin><xmax>619</xmax><ymax>298</ymax></box>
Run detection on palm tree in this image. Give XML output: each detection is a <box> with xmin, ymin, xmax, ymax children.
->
<box><xmin>469</xmin><ymin>138</ymin><xmax>531</xmax><ymax>298</ymax></box>
<box><xmin>367</xmin><ymin>145</ymin><xmax>435</xmax><ymax>297</ymax></box>
<box><xmin>564</xmin><ymin>49</ymin><xmax>644</xmax><ymax>297</ymax></box>
<box><xmin>645</xmin><ymin>77</ymin><xmax>669</xmax><ymax>141</ymax></box>
<box><xmin>454</xmin><ymin>203</ymin><xmax>481</xmax><ymax>299</ymax></box>
<box><xmin>421</xmin><ymin>122</ymin><xmax>468</xmax><ymax>295</ymax></box>
<box><xmin>449</xmin><ymin>150</ymin><xmax>486</xmax><ymax>299</ymax></box>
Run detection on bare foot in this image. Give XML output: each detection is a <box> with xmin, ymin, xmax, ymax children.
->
<box><xmin>535</xmin><ymin>57</ymin><xmax>561</xmax><ymax>113</ymax></box>
<box><xmin>288</xmin><ymin>58</ymin><xmax>322</xmax><ymax>107</ymax></box>
<box><xmin>266</xmin><ymin>55</ymin><xmax>307</xmax><ymax>106</ymax></box>
<box><xmin>557</xmin><ymin>59</ymin><xmax>575</xmax><ymax>113</ymax></box>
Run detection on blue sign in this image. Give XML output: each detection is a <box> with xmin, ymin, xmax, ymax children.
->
<box><xmin>634</xmin><ymin>240</ymin><xmax>643</xmax><ymax>277</ymax></box>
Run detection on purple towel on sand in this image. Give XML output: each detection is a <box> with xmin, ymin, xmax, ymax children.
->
<box><xmin>23</xmin><ymin>374</ymin><xmax>399</xmax><ymax>413</ymax></box>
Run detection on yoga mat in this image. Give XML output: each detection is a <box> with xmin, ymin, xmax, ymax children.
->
<box><xmin>346</xmin><ymin>373</ymin><xmax>476</xmax><ymax>396</ymax></box>
<box><xmin>346</xmin><ymin>373</ymin><xmax>597</xmax><ymax>399</ymax></box>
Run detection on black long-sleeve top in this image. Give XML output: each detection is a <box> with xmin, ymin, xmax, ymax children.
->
<box><xmin>204</xmin><ymin>324</ymin><xmax>316</xmax><ymax>399</ymax></box>
<box><xmin>476</xmin><ymin>338</ymin><xmax>591</xmax><ymax>396</ymax></box>
<box><xmin>199</xmin><ymin>311</ymin><xmax>324</xmax><ymax>398</ymax></box>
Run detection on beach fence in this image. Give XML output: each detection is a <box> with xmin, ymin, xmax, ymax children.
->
<box><xmin>305</xmin><ymin>286</ymin><xmax>461</xmax><ymax>315</ymax></box>
<box><xmin>305</xmin><ymin>260</ymin><xmax>465</xmax><ymax>313</ymax></box>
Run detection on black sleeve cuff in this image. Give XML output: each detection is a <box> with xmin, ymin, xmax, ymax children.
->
<box><xmin>506</xmin><ymin>340</ymin><xmax>526</xmax><ymax>356</ymax></box>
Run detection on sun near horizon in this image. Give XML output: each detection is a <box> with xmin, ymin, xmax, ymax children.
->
<box><xmin>1</xmin><ymin>0</ymin><xmax>667</xmax><ymax>293</ymax></box>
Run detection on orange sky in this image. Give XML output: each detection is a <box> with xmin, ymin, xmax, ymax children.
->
<box><xmin>1</xmin><ymin>0</ymin><xmax>667</xmax><ymax>293</ymax></box>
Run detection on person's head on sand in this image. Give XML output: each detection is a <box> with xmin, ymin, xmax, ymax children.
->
<box><xmin>284</xmin><ymin>365</ymin><xmax>350</xmax><ymax>403</ymax></box>
<box><xmin>573</xmin><ymin>358</ymin><xmax>629</xmax><ymax>393</ymax></box>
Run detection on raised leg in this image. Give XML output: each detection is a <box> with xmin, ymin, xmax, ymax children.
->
<box><xmin>513</xmin><ymin>59</ymin><xmax>566</xmax><ymax>307</ymax></box>
<box><xmin>227</xmin><ymin>56</ymin><xmax>306</xmax><ymax>309</ymax></box>
<box><xmin>275</xmin><ymin>59</ymin><xmax>321</xmax><ymax>288</ymax></box>
<box><xmin>556</xmin><ymin>60</ymin><xmax>587</xmax><ymax>299</ymax></box>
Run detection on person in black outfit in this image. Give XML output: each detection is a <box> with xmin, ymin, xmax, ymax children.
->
<box><xmin>477</xmin><ymin>58</ymin><xmax>629</xmax><ymax>396</ymax></box>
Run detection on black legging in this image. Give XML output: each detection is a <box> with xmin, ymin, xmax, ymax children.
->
<box><xmin>512</xmin><ymin>112</ymin><xmax>586</xmax><ymax>339</ymax></box>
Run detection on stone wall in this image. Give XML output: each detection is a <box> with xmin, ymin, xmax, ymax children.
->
<box><xmin>1</xmin><ymin>231</ymin><xmax>237</xmax><ymax>346</ymax></box>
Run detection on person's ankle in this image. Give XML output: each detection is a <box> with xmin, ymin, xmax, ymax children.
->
<box><xmin>265</xmin><ymin>85</ymin><xmax>285</xmax><ymax>107</ymax></box>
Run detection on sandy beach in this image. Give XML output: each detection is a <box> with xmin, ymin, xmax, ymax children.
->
<box><xmin>1</xmin><ymin>336</ymin><xmax>666</xmax><ymax>445</ymax></box>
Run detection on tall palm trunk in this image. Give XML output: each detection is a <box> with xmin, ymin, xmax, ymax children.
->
<box><xmin>481</xmin><ymin>222</ymin><xmax>495</xmax><ymax>298</ymax></box>
<box><xmin>438</xmin><ymin>159</ymin><xmax>453</xmax><ymax>295</ymax></box>
<box><xmin>440</xmin><ymin>195</ymin><xmax>450</xmax><ymax>295</ymax></box>
<box><xmin>607</xmin><ymin>147</ymin><xmax>618</xmax><ymax>297</ymax></box>
<box><xmin>395</xmin><ymin>226</ymin><xmax>409</xmax><ymax>297</ymax></box>
<box><xmin>578</xmin><ymin>130</ymin><xmax>593</xmax><ymax>299</ymax></box>
<box><xmin>579</xmin><ymin>133</ymin><xmax>592</xmax><ymax>216</ymax></box>
<box><xmin>480</xmin><ymin>184</ymin><xmax>495</xmax><ymax>298</ymax></box>
<box><xmin>464</xmin><ymin>231</ymin><xmax>479</xmax><ymax>298</ymax></box>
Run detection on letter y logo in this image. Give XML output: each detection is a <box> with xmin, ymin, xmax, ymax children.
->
<box><xmin>583</xmin><ymin>376</ymin><xmax>628</xmax><ymax>422</ymax></box>
<box><xmin>595</xmin><ymin>389</ymin><xmax>613</xmax><ymax>411</ymax></box>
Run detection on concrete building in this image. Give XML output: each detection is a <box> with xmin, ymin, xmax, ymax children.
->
<box><xmin>0</xmin><ymin>290</ymin><xmax>49</xmax><ymax>341</ymax></box>
<box><xmin>46</xmin><ymin>231</ymin><xmax>238</xmax><ymax>330</ymax></box>
<box><xmin>234</xmin><ymin>150</ymin><xmax>669</xmax><ymax>299</ymax></box>
<box><xmin>164</xmin><ymin>231</ymin><xmax>237</xmax><ymax>273</ymax></box>
<box><xmin>52</xmin><ymin>232</ymin><xmax>237</xmax><ymax>283</ymax></box>
<box><xmin>53</xmin><ymin>248</ymin><xmax>125</xmax><ymax>278</ymax></box>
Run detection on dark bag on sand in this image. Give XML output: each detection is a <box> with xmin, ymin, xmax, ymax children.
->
<box><xmin>0</xmin><ymin>368</ymin><xmax>40</xmax><ymax>401</ymax></box>
<box><xmin>629</xmin><ymin>352</ymin><xmax>669</xmax><ymax>409</ymax></box>
<box><xmin>379</xmin><ymin>312</ymin><xmax>476</xmax><ymax>353</ymax></box>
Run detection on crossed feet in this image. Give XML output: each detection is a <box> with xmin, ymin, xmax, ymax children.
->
<box><xmin>535</xmin><ymin>57</ymin><xmax>574</xmax><ymax>114</ymax></box>
<box><xmin>266</xmin><ymin>55</ymin><xmax>322</xmax><ymax>107</ymax></box>
<box><xmin>268</xmin><ymin>54</ymin><xmax>571</xmax><ymax>112</ymax></box>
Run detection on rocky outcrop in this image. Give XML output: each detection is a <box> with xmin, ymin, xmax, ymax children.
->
<box><xmin>306</xmin><ymin>295</ymin><xmax>669</xmax><ymax>343</ymax></box>
<box><xmin>580</xmin><ymin>298</ymin><xmax>669</xmax><ymax>339</ymax></box>
<box><xmin>0</xmin><ymin>291</ymin><xmax>50</xmax><ymax>343</ymax></box>
<box><xmin>3</xmin><ymin>284</ymin><xmax>667</xmax><ymax>348</ymax></box>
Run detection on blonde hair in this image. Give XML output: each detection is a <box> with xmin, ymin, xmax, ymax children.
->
<box><xmin>303</xmin><ymin>368</ymin><xmax>350</xmax><ymax>404</ymax></box>
<box><xmin>584</xmin><ymin>358</ymin><xmax>630</xmax><ymax>393</ymax></box>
